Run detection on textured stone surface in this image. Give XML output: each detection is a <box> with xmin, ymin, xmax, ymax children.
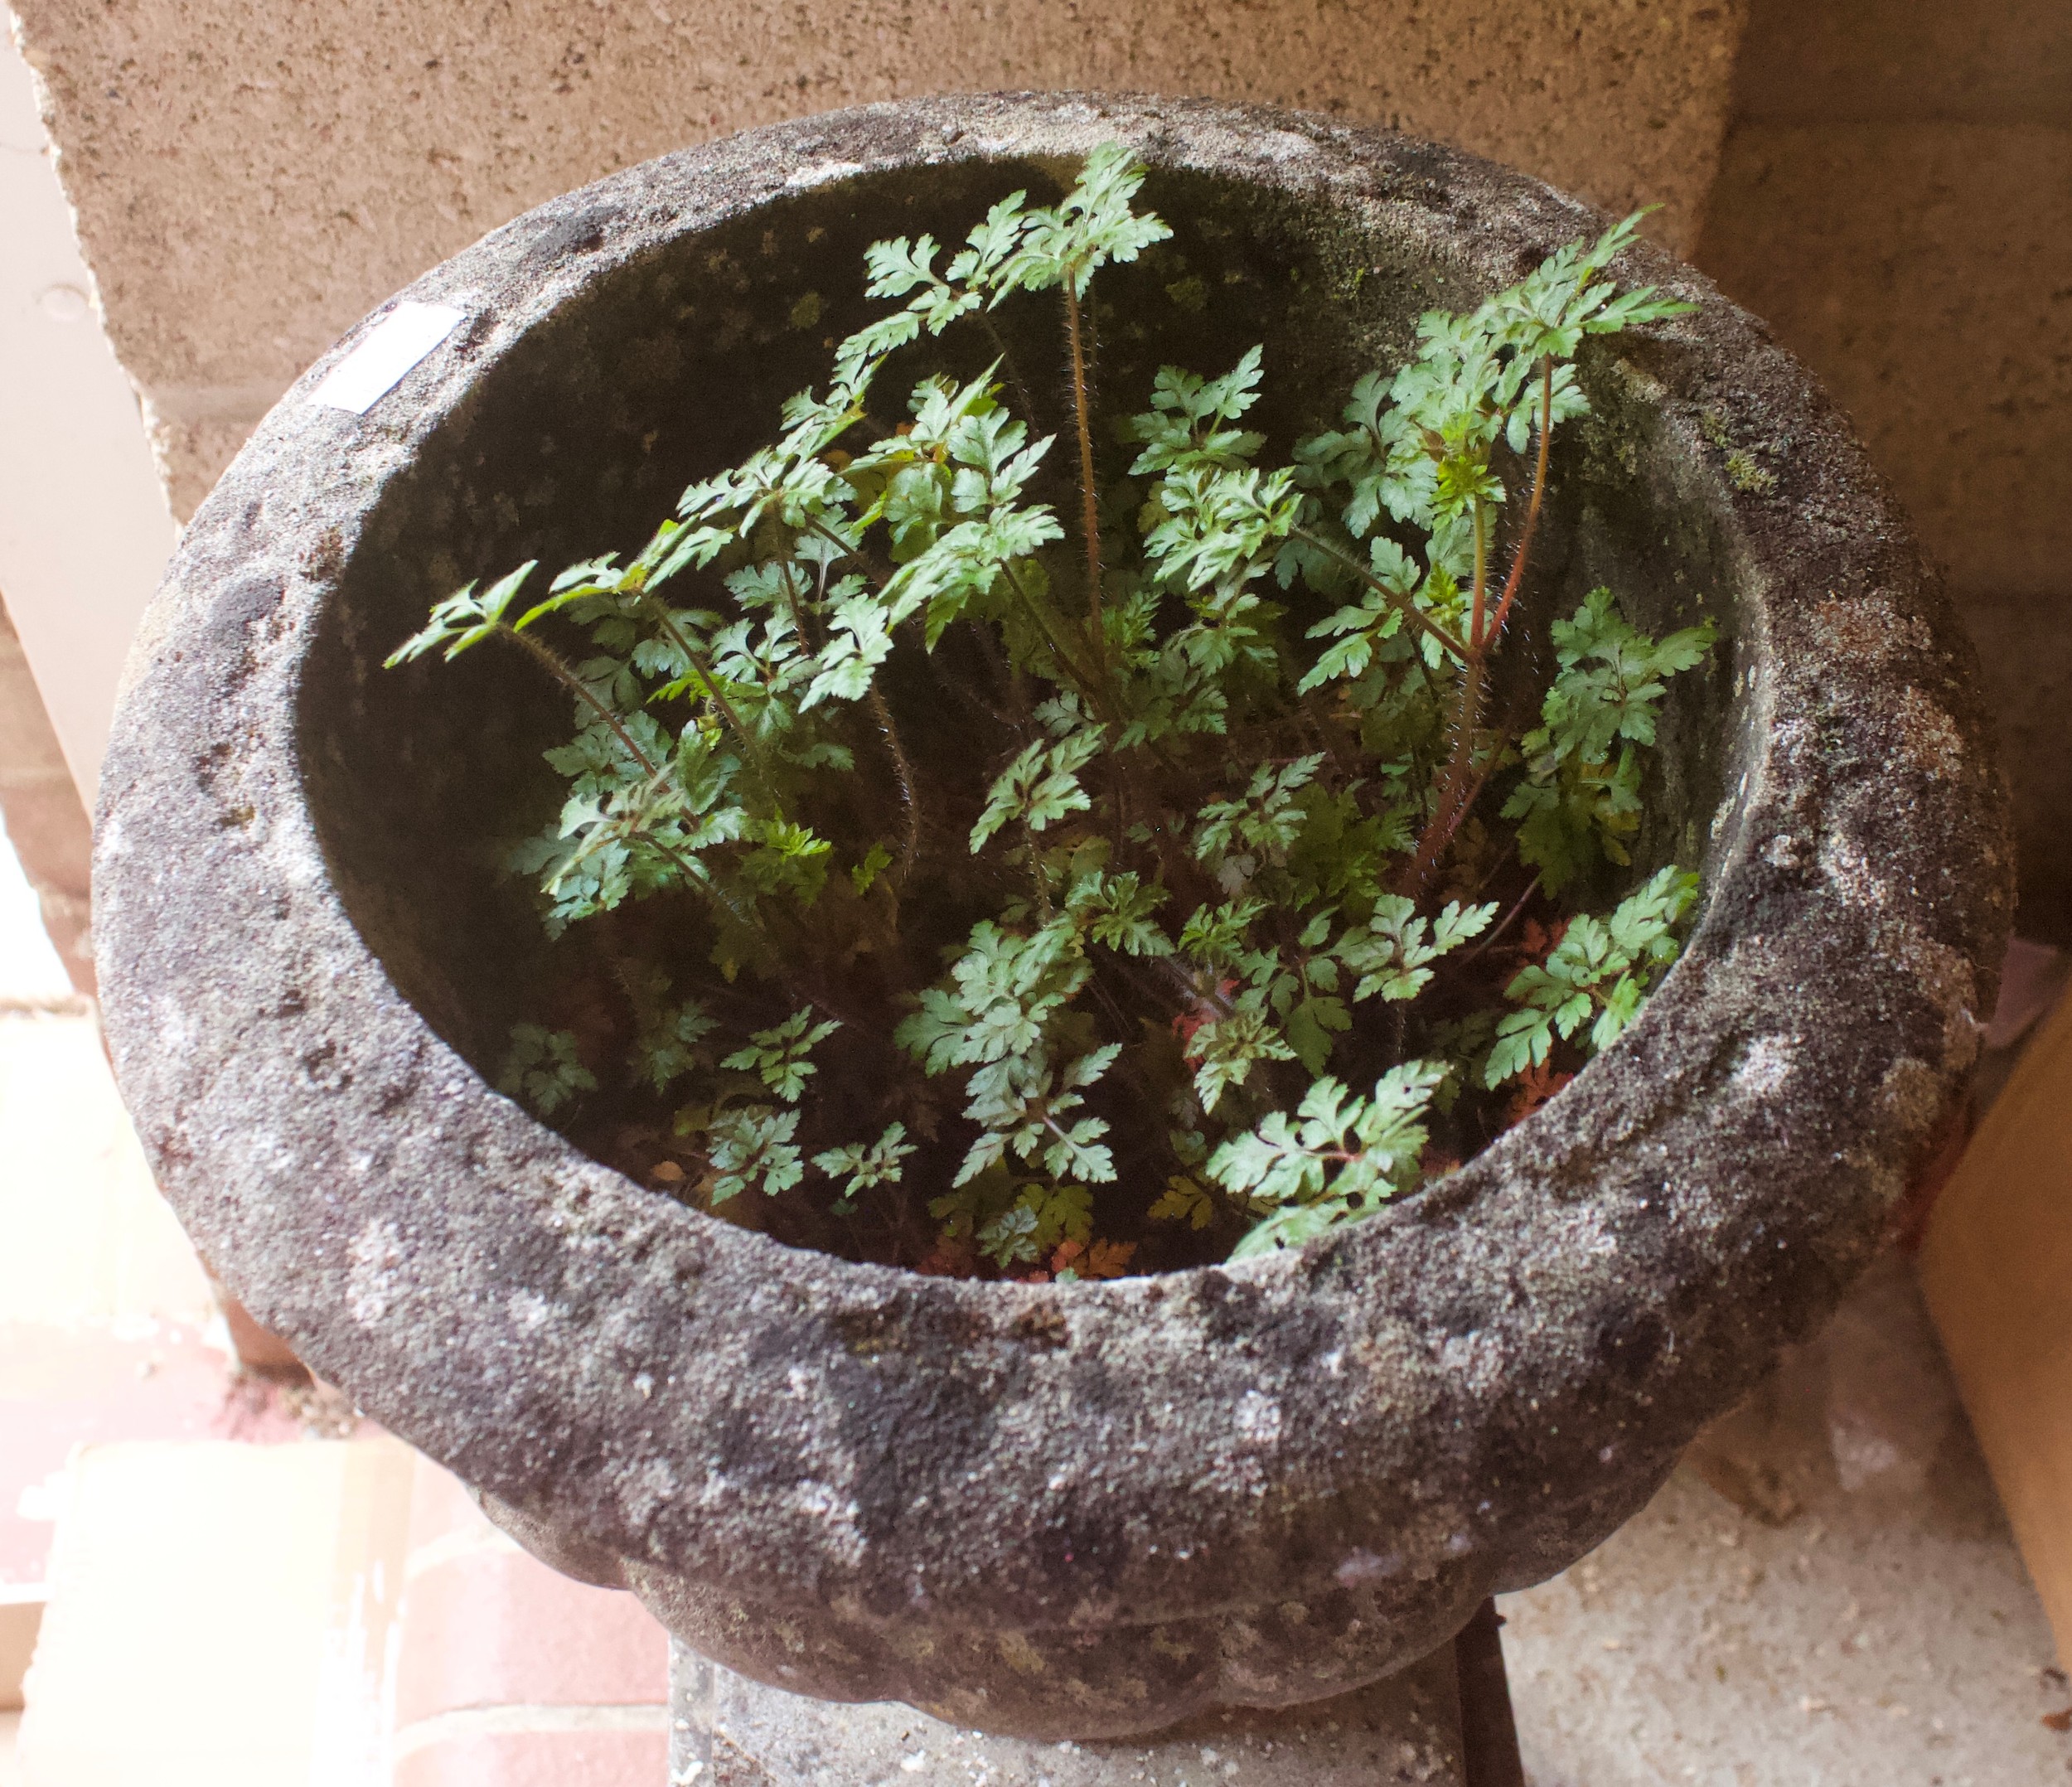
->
<box><xmin>93</xmin><ymin>96</ymin><xmax>2010</xmax><ymax>1741</ymax></box>
<box><xmin>9</xmin><ymin>0</ymin><xmax>1749</xmax><ymax>520</ymax></box>
<box><xmin>1502</xmin><ymin>1253</ymin><xmax>2071</xmax><ymax>1785</ymax></box>
<box><xmin>670</xmin><ymin>1637</ymin><xmax>1467</xmax><ymax>1785</ymax></box>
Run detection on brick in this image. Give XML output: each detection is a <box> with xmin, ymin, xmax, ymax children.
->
<box><xmin>393</xmin><ymin>1723</ymin><xmax>668</xmax><ymax>1787</ymax></box>
<box><xmin>0</xmin><ymin>783</ymin><xmax>87</xmax><ymax>893</ymax></box>
<box><xmin>0</xmin><ymin>622</ymin><xmax>74</xmax><ymax>787</ymax></box>
<box><xmin>1</xmin><ymin>1589</ymin><xmax>43</xmax><ymax>1709</ymax></box>
<box><xmin>1921</xmin><ymin>986</ymin><xmax>2072</xmax><ymax>1668</ymax></box>
<box><xmin>395</xmin><ymin>1548</ymin><xmax>668</xmax><ymax>1729</ymax></box>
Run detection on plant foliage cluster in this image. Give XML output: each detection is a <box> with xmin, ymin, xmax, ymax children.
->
<box><xmin>392</xmin><ymin>147</ymin><xmax>1714</xmax><ymax>1276</ymax></box>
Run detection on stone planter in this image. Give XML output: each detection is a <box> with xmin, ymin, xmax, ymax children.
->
<box><xmin>94</xmin><ymin>93</ymin><xmax>2008</xmax><ymax>1742</ymax></box>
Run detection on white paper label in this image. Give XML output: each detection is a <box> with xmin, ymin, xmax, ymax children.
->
<box><xmin>310</xmin><ymin>302</ymin><xmax>467</xmax><ymax>414</ymax></box>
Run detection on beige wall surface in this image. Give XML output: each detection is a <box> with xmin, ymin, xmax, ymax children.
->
<box><xmin>1702</xmin><ymin>124</ymin><xmax>2072</xmax><ymax>605</ymax></box>
<box><xmin>1695</xmin><ymin>0</ymin><xmax>2072</xmax><ymax>937</ymax></box>
<box><xmin>10</xmin><ymin>0</ymin><xmax>1748</xmax><ymax>521</ymax></box>
<box><xmin>0</xmin><ymin>25</ymin><xmax>174</xmax><ymax>796</ymax></box>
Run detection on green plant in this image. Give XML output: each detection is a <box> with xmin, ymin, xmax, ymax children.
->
<box><xmin>391</xmin><ymin>147</ymin><xmax>1716</xmax><ymax>1276</ymax></box>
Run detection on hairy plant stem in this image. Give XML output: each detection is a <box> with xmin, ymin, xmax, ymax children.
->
<box><xmin>1062</xmin><ymin>279</ymin><xmax>1108</xmax><ymax>675</ymax></box>
<box><xmin>1401</xmin><ymin>570</ymin><xmax>1491</xmax><ymax>897</ymax></box>
<box><xmin>796</xmin><ymin>517</ymin><xmax>923</xmax><ymax>861</ymax></box>
<box><xmin>1292</xmin><ymin>527</ymin><xmax>1472</xmax><ymax>664</ymax></box>
<box><xmin>781</xmin><ymin>564</ymin><xmax>823</xmax><ymax>652</ymax></box>
<box><xmin>871</xmin><ymin>682</ymin><xmax>923</xmax><ymax>888</ymax></box>
<box><xmin>1400</xmin><ymin>665</ymin><xmax>1489</xmax><ymax>898</ymax></box>
<box><xmin>505</xmin><ymin>626</ymin><xmax>661</xmax><ymax>773</ymax></box>
<box><xmin>1484</xmin><ymin>357</ymin><xmax>1555</xmax><ymax>648</ymax></box>
<box><xmin>1464</xmin><ymin>874</ymin><xmax>1542</xmax><ymax>964</ymax></box>
<box><xmin>1021</xmin><ymin>816</ymin><xmax>1055</xmax><ymax>922</ymax></box>
<box><xmin>998</xmin><ymin>557</ymin><xmax>1117</xmax><ymax>720</ymax></box>
<box><xmin>635</xmin><ymin>592</ymin><xmax>763</xmax><ymax>771</ymax></box>
<box><xmin>1156</xmin><ymin>954</ymin><xmax>1237</xmax><ymax>1020</ymax></box>
<box><xmin>1402</xmin><ymin>356</ymin><xmax>1559</xmax><ymax>895</ymax></box>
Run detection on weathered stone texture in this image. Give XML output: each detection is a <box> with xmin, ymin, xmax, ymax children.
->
<box><xmin>673</xmin><ymin>1638</ymin><xmax>1469</xmax><ymax>1784</ymax></box>
<box><xmin>9</xmin><ymin>0</ymin><xmax>1747</xmax><ymax>520</ymax></box>
<box><xmin>1502</xmin><ymin>1254</ymin><xmax>2070</xmax><ymax>1783</ymax></box>
<box><xmin>93</xmin><ymin>97</ymin><xmax>2009</xmax><ymax>1741</ymax></box>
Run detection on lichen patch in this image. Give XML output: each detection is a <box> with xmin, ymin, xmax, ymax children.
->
<box><xmin>346</xmin><ymin>1218</ymin><xmax>404</xmax><ymax>1324</ymax></box>
<box><xmin>1893</xmin><ymin>685</ymin><xmax>1966</xmax><ymax>782</ymax></box>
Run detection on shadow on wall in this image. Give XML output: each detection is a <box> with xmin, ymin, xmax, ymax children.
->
<box><xmin>1695</xmin><ymin>0</ymin><xmax>2072</xmax><ymax>939</ymax></box>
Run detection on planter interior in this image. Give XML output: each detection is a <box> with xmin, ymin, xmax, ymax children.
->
<box><xmin>94</xmin><ymin>94</ymin><xmax>2010</xmax><ymax>1742</ymax></box>
<box><xmin>303</xmin><ymin>152</ymin><xmax>1733</xmax><ymax>1092</ymax></box>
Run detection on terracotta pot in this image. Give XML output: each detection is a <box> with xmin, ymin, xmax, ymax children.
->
<box><xmin>94</xmin><ymin>93</ymin><xmax>2010</xmax><ymax>1740</ymax></box>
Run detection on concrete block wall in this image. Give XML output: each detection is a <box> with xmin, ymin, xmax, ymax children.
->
<box><xmin>0</xmin><ymin>598</ymin><xmax>90</xmax><ymax>995</ymax></box>
<box><xmin>7</xmin><ymin>0</ymin><xmax>1750</xmax><ymax>521</ymax></box>
<box><xmin>0</xmin><ymin>0</ymin><xmax>1755</xmax><ymax>999</ymax></box>
<box><xmin>1695</xmin><ymin>0</ymin><xmax>2072</xmax><ymax>937</ymax></box>
<box><xmin>0</xmin><ymin>27</ymin><xmax>178</xmax><ymax>801</ymax></box>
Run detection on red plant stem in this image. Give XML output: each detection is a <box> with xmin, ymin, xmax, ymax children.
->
<box><xmin>1063</xmin><ymin>278</ymin><xmax>1107</xmax><ymax>675</ymax></box>
<box><xmin>1464</xmin><ymin>874</ymin><xmax>1542</xmax><ymax>964</ymax></box>
<box><xmin>1399</xmin><ymin>661</ymin><xmax>1489</xmax><ymax>895</ymax></box>
<box><xmin>1484</xmin><ymin>356</ymin><xmax>1555</xmax><ymax>649</ymax></box>
<box><xmin>1469</xmin><ymin>502</ymin><xmax>1490</xmax><ymax>651</ymax></box>
<box><xmin>1402</xmin><ymin>356</ymin><xmax>1559</xmax><ymax>894</ymax></box>
<box><xmin>1292</xmin><ymin>528</ymin><xmax>1472</xmax><ymax>664</ymax></box>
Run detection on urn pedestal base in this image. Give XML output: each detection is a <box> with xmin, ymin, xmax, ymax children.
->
<box><xmin>667</xmin><ymin>1610</ymin><xmax>1522</xmax><ymax>1785</ymax></box>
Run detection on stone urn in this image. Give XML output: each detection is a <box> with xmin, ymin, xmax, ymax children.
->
<box><xmin>94</xmin><ymin>93</ymin><xmax>2007</xmax><ymax>1744</ymax></box>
